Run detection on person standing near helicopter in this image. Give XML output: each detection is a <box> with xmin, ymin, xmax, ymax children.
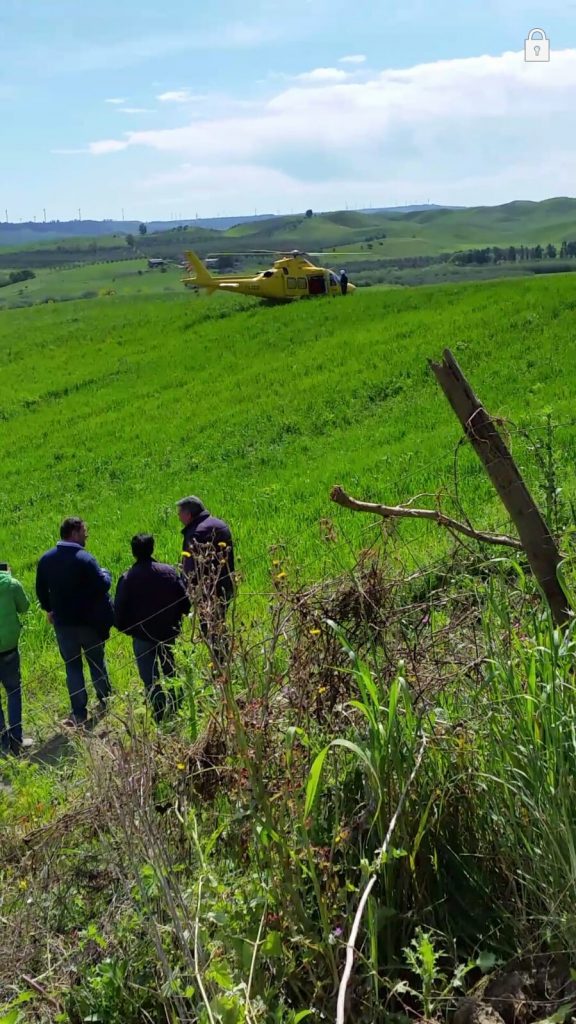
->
<box><xmin>340</xmin><ymin>269</ymin><xmax>349</xmax><ymax>295</ymax></box>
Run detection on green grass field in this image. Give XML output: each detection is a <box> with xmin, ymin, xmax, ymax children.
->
<box><xmin>4</xmin><ymin>273</ymin><xmax>576</xmax><ymax>1021</ymax></box>
<box><xmin>2</xmin><ymin>273</ymin><xmax>576</xmax><ymax>737</ymax></box>
<box><xmin>0</xmin><ymin>259</ymin><xmax>191</xmax><ymax>309</ymax></box>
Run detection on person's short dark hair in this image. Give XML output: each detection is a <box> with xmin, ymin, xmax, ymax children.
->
<box><xmin>131</xmin><ymin>533</ymin><xmax>154</xmax><ymax>560</ymax></box>
<box><xmin>176</xmin><ymin>495</ymin><xmax>205</xmax><ymax>518</ymax></box>
<box><xmin>60</xmin><ymin>516</ymin><xmax>84</xmax><ymax>540</ymax></box>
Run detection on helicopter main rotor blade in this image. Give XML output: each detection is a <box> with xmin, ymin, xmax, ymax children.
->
<box><xmin>203</xmin><ymin>249</ymin><xmax>299</xmax><ymax>256</ymax></box>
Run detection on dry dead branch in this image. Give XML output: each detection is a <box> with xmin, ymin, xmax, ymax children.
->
<box><xmin>330</xmin><ymin>485</ymin><xmax>523</xmax><ymax>550</ymax></box>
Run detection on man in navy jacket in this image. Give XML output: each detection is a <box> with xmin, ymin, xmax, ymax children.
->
<box><xmin>36</xmin><ymin>517</ymin><xmax>113</xmax><ymax>726</ymax></box>
<box><xmin>177</xmin><ymin>495</ymin><xmax>234</xmax><ymax>668</ymax></box>
<box><xmin>114</xmin><ymin>533</ymin><xmax>190</xmax><ymax>721</ymax></box>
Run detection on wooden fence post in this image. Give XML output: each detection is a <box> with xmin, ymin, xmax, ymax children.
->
<box><xmin>429</xmin><ymin>348</ymin><xmax>568</xmax><ymax>627</ymax></box>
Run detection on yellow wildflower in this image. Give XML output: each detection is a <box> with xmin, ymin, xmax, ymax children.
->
<box><xmin>176</xmin><ymin>763</ymin><xmax>186</xmax><ymax>771</ymax></box>
<box><xmin>275</xmin><ymin>571</ymin><xmax>287</xmax><ymax>580</ymax></box>
<box><xmin>310</xmin><ymin>628</ymin><xmax>321</xmax><ymax>636</ymax></box>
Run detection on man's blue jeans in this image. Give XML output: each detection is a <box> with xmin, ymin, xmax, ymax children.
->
<box><xmin>55</xmin><ymin>625</ymin><xmax>111</xmax><ymax>722</ymax></box>
<box><xmin>0</xmin><ymin>649</ymin><xmax>23</xmax><ymax>750</ymax></box>
<box><xmin>132</xmin><ymin>637</ymin><xmax>177</xmax><ymax>721</ymax></box>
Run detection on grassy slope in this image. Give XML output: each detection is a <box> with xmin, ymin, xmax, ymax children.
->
<box><xmin>2</xmin><ymin>274</ymin><xmax>576</xmax><ymax>735</ymax></box>
<box><xmin>0</xmin><ymin>259</ymin><xmax>192</xmax><ymax>309</ymax></box>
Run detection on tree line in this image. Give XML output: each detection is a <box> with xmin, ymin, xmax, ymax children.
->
<box><xmin>451</xmin><ymin>241</ymin><xmax>576</xmax><ymax>266</ymax></box>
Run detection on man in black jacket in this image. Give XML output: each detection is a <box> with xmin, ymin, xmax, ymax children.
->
<box><xmin>177</xmin><ymin>496</ymin><xmax>234</xmax><ymax>668</ymax></box>
<box><xmin>36</xmin><ymin>517</ymin><xmax>114</xmax><ymax>727</ymax></box>
<box><xmin>114</xmin><ymin>534</ymin><xmax>190</xmax><ymax>720</ymax></box>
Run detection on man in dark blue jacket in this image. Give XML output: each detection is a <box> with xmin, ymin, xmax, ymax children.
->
<box><xmin>177</xmin><ymin>496</ymin><xmax>235</xmax><ymax>668</ymax></box>
<box><xmin>36</xmin><ymin>517</ymin><xmax>114</xmax><ymax>727</ymax></box>
<box><xmin>114</xmin><ymin>533</ymin><xmax>190</xmax><ymax>721</ymax></box>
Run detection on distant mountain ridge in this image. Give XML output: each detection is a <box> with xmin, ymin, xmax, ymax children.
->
<box><xmin>0</xmin><ymin>214</ymin><xmax>275</xmax><ymax>247</ymax></box>
<box><xmin>359</xmin><ymin>204</ymin><xmax>466</xmax><ymax>214</ymax></box>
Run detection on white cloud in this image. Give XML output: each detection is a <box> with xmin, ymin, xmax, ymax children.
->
<box><xmin>339</xmin><ymin>54</ymin><xmax>367</xmax><ymax>64</ymax></box>
<box><xmin>157</xmin><ymin>90</ymin><xmax>196</xmax><ymax>103</ymax></box>
<box><xmin>118</xmin><ymin>107</ymin><xmax>155</xmax><ymax>114</ymax></box>
<box><xmin>87</xmin><ymin>48</ymin><xmax>576</xmax><ymax>207</ymax></box>
<box><xmin>295</xmin><ymin>67</ymin><xmax>350</xmax><ymax>83</ymax></box>
<box><xmin>90</xmin><ymin>139</ymin><xmax>129</xmax><ymax>155</ymax></box>
<box><xmin>105</xmin><ymin>97</ymin><xmax>127</xmax><ymax>104</ymax></box>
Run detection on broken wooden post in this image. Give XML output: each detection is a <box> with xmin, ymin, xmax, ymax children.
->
<box><xmin>429</xmin><ymin>348</ymin><xmax>568</xmax><ymax>627</ymax></box>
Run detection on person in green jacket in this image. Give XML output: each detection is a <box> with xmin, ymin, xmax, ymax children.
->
<box><xmin>0</xmin><ymin>562</ymin><xmax>30</xmax><ymax>755</ymax></box>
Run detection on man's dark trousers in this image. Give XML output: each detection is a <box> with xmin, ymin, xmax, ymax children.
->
<box><xmin>132</xmin><ymin>637</ymin><xmax>178</xmax><ymax>721</ymax></box>
<box><xmin>55</xmin><ymin>625</ymin><xmax>111</xmax><ymax>722</ymax></box>
<box><xmin>0</xmin><ymin>649</ymin><xmax>23</xmax><ymax>751</ymax></box>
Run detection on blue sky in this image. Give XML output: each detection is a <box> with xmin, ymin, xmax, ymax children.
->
<box><xmin>1</xmin><ymin>0</ymin><xmax>575</xmax><ymax>221</ymax></box>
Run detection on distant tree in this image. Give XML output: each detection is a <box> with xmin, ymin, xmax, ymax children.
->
<box><xmin>546</xmin><ymin>244</ymin><xmax>557</xmax><ymax>259</ymax></box>
<box><xmin>470</xmin><ymin>248</ymin><xmax>490</xmax><ymax>265</ymax></box>
<box><xmin>507</xmin><ymin>246</ymin><xmax>517</xmax><ymax>262</ymax></box>
<box><xmin>139</xmin><ymin>223</ymin><xmax>147</xmax><ymax>236</ymax></box>
<box><xmin>560</xmin><ymin>240</ymin><xmax>568</xmax><ymax>258</ymax></box>
<box><xmin>126</xmin><ymin>233</ymin><xmax>135</xmax><ymax>248</ymax></box>
<box><xmin>533</xmin><ymin>244</ymin><xmax>543</xmax><ymax>260</ymax></box>
<box><xmin>8</xmin><ymin>269</ymin><xmax>35</xmax><ymax>284</ymax></box>
<box><xmin>305</xmin><ymin>209</ymin><xmax>313</xmax><ymax>218</ymax></box>
<box><xmin>567</xmin><ymin>241</ymin><xmax>576</xmax><ymax>257</ymax></box>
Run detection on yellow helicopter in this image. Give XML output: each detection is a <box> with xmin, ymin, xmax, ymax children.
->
<box><xmin>182</xmin><ymin>249</ymin><xmax>355</xmax><ymax>303</ymax></box>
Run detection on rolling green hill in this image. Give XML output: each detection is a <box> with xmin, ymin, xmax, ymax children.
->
<box><xmin>0</xmin><ymin>258</ymin><xmax>193</xmax><ymax>310</ymax></box>
<box><xmin>3</xmin><ymin>198</ymin><xmax>576</xmax><ymax>273</ymax></box>
<box><xmin>224</xmin><ymin>198</ymin><xmax>576</xmax><ymax>255</ymax></box>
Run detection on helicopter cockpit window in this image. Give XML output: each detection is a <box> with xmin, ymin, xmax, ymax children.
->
<box><xmin>263</xmin><ymin>270</ymin><xmax>274</xmax><ymax>277</ymax></box>
<box><xmin>287</xmin><ymin>277</ymin><xmax>297</xmax><ymax>289</ymax></box>
<box><xmin>297</xmin><ymin>277</ymin><xmax>307</xmax><ymax>289</ymax></box>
